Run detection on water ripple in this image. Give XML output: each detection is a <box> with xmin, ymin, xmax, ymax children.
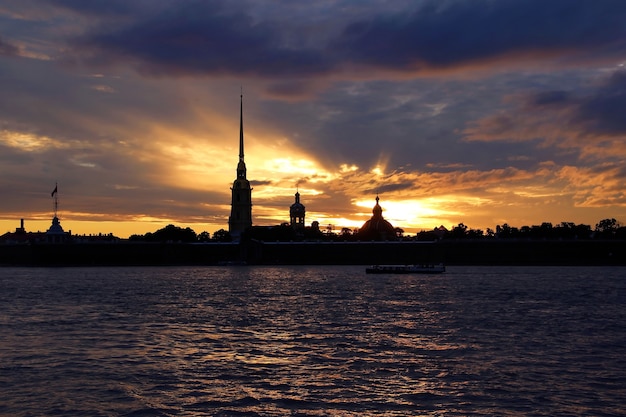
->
<box><xmin>1</xmin><ymin>265</ymin><xmax>625</xmax><ymax>416</ymax></box>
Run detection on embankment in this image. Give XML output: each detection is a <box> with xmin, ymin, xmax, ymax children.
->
<box><xmin>1</xmin><ymin>239</ymin><xmax>625</xmax><ymax>266</ymax></box>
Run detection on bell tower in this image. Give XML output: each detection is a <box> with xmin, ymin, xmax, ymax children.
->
<box><xmin>228</xmin><ymin>94</ymin><xmax>253</xmax><ymax>240</ymax></box>
<box><xmin>289</xmin><ymin>190</ymin><xmax>305</xmax><ymax>230</ymax></box>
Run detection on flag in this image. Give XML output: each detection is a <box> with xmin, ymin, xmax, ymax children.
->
<box><xmin>51</xmin><ymin>185</ymin><xmax>57</xmax><ymax>197</ymax></box>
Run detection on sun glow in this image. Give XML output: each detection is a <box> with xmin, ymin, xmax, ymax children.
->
<box><xmin>340</xmin><ymin>163</ymin><xmax>359</xmax><ymax>173</ymax></box>
<box><xmin>351</xmin><ymin>194</ymin><xmax>496</xmax><ymax>233</ymax></box>
<box><xmin>248</xmin><ymin>143</ymin><xmax>336</xmax><ymax>188</ymax></box>
<box><xmin>161</xmin><ymin>141</ymin><xmax>234</xmax><ymax>189</ymax></box>
<box><xmin>355</xmin><ymin>198</ymin><xmax>442</xmax><ymax>225</ymax></box>
<box><xmin>261</xmin><ymin>157</ymin><xmax>320</xmax><ymax>176</ymax></box>
<box><xmin>371</xmin><ymin>166</ymin><xmax>384</xmax><ymax>176</ymax></box>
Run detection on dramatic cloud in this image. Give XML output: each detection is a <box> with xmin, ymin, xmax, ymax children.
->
<box><xmin>575</xmin><ymin>71</ymin><xmax>626</xmax><ymax>135</ymax></box>
<box><xmin>333</xmin><ymin>0</ymin><xmax>626</xmax><ymax>71</ymax></box>
<box><xmin>64</xmin><ymin>1</ymin><xmax>332</xmax><ymax>78</ymax></box>
<box><xmin>1</xmin><ymin>1</ymin><xmax>625</xmax><ymax>237</ymax></box>
<box><xmin>54</xmin><ymin>0</ymin><xmax>626</xmax><ymax>80</ymax></box>
<box><xmin>464</xmin><ymin>70</ymin><xmax>626</xmax><ymax>159</ymax></box>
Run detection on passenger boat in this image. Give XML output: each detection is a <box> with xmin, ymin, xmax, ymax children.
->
<box><xmin>365</xmin><ymin>263</ymin><xmax>445</xmax><ymax>274</ymax></box>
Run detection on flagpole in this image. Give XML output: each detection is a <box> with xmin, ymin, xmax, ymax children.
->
<box><xmin>52</xmin><ymin>183</ymin><xmax>58</xmax><ymax>218</ymax></box>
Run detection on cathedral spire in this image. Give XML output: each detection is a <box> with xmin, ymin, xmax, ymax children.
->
<box><xmin>239</xmin><ymin>92</ymin><xmax>244</xmax><ymax>163</ymax></box>
<box><xmin>229</xmin><ymin>92</ymin><xmax>253</xmax><ymax>240</ymax></box>
<box><xmin>236</xmin><ymin>93</ymin><xmax>247</xmax><ymax>179</ymax></box>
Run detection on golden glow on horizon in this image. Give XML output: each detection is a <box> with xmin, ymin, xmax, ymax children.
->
<box><xmin>350</xmin><ymin>194</ymin><xmax>500</xmax><ymax>232</ymax></box>
<box><xmin>356</xmin><ymin>198</ymin><xmax>443</xmax><ymax>222</ymax></box>
<box><xmin>303</xmin><ymin>212</ymin><xmax>364</xmax><ymax>231</ymax></box>
<box><xmin>0</xmin><ymin>218</ymin><xmax>224</xmax><ymax>239</ymax></box>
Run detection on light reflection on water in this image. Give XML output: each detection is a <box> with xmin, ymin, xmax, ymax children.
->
<box><xmin>1</xmin><ymin>265</ymin><xmax>625</xmax><ymax>416</ymax></box>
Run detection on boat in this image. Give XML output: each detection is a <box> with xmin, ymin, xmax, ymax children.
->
<box><xmin>365</xmin><ymin>263</ymin><xmax>446</xmax><ymax>274</ymax></box>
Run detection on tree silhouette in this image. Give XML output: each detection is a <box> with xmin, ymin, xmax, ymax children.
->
<box><xmin>212</xmin><ymin>228</ymin><xmax>232</xmax><ymax>242</ymax></box>
<box><xmin>596</xmin><ymin>218</ymin><xmax>618</xmax><ymax>233</ymax></box>
<box><xmin>451</xmin><ymin>223</ymin><xmax>468</xmax><ymax>238</ymax></box>
<box><xmin>197</xmin><ymin>231</ymin><xmax>211</xmax><ymax>242</ymax></box>
<box><xmin>151</xmin><ymin>224</ymin><xmax>197</xmax><ymax>242</ymax></box>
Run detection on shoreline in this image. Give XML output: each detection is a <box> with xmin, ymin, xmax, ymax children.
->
<box><xmin>1</xmin><ymin>240</ymin><xmax>625</xmax><ymax>267</ymax></box>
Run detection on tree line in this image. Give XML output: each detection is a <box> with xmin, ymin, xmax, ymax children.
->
<box><xmin>128</xmin><ymin>218</ymin><xmax>624</xmax><ymax>243</ymax></box>
<box><xmin>415</xmin><ymin>218</ymin><xmax>625</xmax><ymax>241</ymax></box>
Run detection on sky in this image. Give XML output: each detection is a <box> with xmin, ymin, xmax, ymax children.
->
<box><xmin>1</xmin><ymin>0</ymin><xmax>625</xmax><ymax>238</ymax></box>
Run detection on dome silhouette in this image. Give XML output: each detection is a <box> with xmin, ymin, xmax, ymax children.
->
<box><xmin>357</xmin><ymin>195</ymin><xmax>397</xmax><ymax>241</ymax></box>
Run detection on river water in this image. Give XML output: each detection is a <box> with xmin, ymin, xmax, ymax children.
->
<box><xmin>1</xmin><ymin>266</ymin><xmax>625</xmax><ymax>416</ymax></box>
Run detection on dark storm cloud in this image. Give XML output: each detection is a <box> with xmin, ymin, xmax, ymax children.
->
<box><xmin>525</xmin><ymin>90</ymin><xmax>572</xmax><ymax>107</ymax></box>
<box><xmin>333</xmin><ymin>0</ymin><xmax>626</xmax><ymax>69</ymax></box>
<box><xmin>70</xmin><ymin>1</ymin><xmax>332</xmax><ymax>77</ymax></box>
<box><xmin>256</xmin><ymin>75</ymin><xmax>535</xmax><ymax>173</ymax></box>
<box><xmin>520</xmin><ymin>70</ymin><xmax>626</xmax><ymax>136</ymax></box>
<box><xmin>575</xmin><ymin>71</ymin><xmax>626</xmax><ymax>135</ymax></box>
<box><xmin>59</xmin><ymin>0</ymin><xmax>625</xmax><ymax>79</ymax></box>
<box><xmin>465</xmin><ymin>69</ymin><xmax>626</xmax><ymax>172</ymax></box>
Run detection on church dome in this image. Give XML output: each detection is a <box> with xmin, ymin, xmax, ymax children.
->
<box><xmin>47</xmin><ymin>216</ymin><xmax>65</xmax><ymax>234</ymax></box>
<box><xmin>357</xmin><ymin>195</ymin><xmax>397</xmax><ymax>241</ymax></box>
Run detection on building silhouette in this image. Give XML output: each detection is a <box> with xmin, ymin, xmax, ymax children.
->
<box><xmin>228</xmin><ymin>94</ymin><xmax>253</xmax><ymax>241</ymax></box>
<box><xmin>289</xmin><ymin>190</ymin><xmax>305</xmax><ymax>230</ymax></box>
<box><xmin>0</xmin><ymin>219</ymin><xmax>44</xmax><ymax>244</ymax></box>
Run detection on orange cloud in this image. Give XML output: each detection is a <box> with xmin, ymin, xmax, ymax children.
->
<box><xmin>557</xmin><ymin>165</ymin><xmax>626</xmax><ymax>207</ymax></box>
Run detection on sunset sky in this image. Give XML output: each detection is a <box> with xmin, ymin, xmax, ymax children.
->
<box><xmin>1</xmin><ymin>0</ymin><xmax>625</xmax><ymax>238</ymax></box>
